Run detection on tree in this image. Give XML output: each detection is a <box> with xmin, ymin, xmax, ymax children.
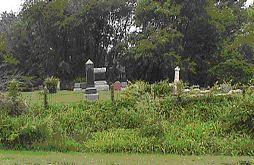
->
<box><xmin>119</xmin><ymin>0</ymin><xmax>252</xmax><ymax>86</ymax></box>
<box><xmin>207</xmin><ymin>2</ymin><xmax>254</xmax><ymax>85</ymax></box>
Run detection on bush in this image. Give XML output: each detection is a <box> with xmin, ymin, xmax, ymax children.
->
<box><xmin>44</xmin><ymin>76</ymin><xmax>59</xmax><ymax>93</ymax></box>
<box><xmin>152</xmin><ymin>80</ymin><xmax>175</xmax><ymax>97</ymax></box>
<box><xmin>120</xmin><ymin>80</ymin><xmax>150</xmax><ymax>100</ymax></box>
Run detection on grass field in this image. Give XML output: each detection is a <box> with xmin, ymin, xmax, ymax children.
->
<box><xmin>0</xmin><ymin>85</ymin><xmax>253</xmax><ymax>165</ymax></box>
<box><xmin>0</xmin><ymin>89</ymin><xmax>123</xmax><ymax>108</ymax></box>
<box><xmin>0</xmin><ymin>149</ymin><xmax>253</xmax><ymax>164</ymax></box>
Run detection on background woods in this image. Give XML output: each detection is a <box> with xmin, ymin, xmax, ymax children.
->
<box><xmin>0</xmin><ymin>0</ymin><xmax>253</xmax><ymax>87</ymax></box>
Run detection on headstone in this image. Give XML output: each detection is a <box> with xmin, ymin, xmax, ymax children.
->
<box><xmin>229</xmin><ymin>89</ymin><xmax>242</xmax><ymax>94</ymax></box>
<box><xmin>84</xmin><ymin>59</ymin><xmax>99</xmax><ymax>101</ymax></box>
<box><xmin>113</xmin><ymin>81</ymin><xmax>122</xmax><ymax>91</ymax></box>
<box><xmin>174</xmin><ymin>66</ymin><xmax>180</xmax><ymax>82</ymax></box>
<box><xmin>220</xmin><ymin>84</ymin><xmax>231</xmax><ymax>92</ymax></box>
<box><xmin>193</xmin><ymin>85</ymin><xmax>200</xmax><ymax>89</ymax></box>
<box><xmin>94</xmin><ymin>80</ymin><xmax>109</xmax><ymax>91</ymax></box>
<box><xmin>183</xmin><ymin>86</ymin><xmax>190</xmax><ymax>93</ymax></box>
<box><xmin>73</xmin><ymin>83</ymin><xmax>82</xmax><ymax>91</ymax></box>
<box><xmin>174</xmin><ymin>66</ymin><xmax>180</xmax><ymax>93</ymax></box>
<box><xmin>121</xmin><ymin>82</ymin><xmax>128</xmax><ymax>88</ymax></box>
<box><xmin>57</xmin><ymin>81</ymin><xmax>60</xmax><ymax>91</ymax></box>
<box><xmin>193</xmin><ymin>85</ymin><xmax>200</xmax><ymax>92</ymax></box>
<box><xmin>80</xmin><ymin>82</ymin><xmax>86</xmax><ymax>89</ymax></box>
<box><xmin>94</xmin><ymin>67</ymin><xmax>109</xmax><ymax>91</ymax></box>
<box><xmin>39</xmin><ymin>85</ymin><xmax>43</xmax><ymax>91</ymax></box>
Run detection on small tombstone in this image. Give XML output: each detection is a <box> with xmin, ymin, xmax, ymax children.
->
<box><xmin>193</xmin><ymin>85</ymin><xmax>200</xmax><ymax>89</ymax></box>
<box><xmin>113</xmin><ymin>81</ymin><xmax>122</xmax><ymax>91</ymax></box>
<box><xmin>39</xmin><ymin>85</ymin><xmax>44</xmax><ymax>91</ymax></box>
<box><xmin>80</xmin><ymin>82</ymin><xmax>86</xmax><ymax>89</ymax></box>
<box><xmin>74</xmin><ymin>83</ymin><xmax>81</xmax><ymax>88</ymax></box>
<box><xmin>183</xmin><ymin>86</ymin><xmax>190</xmax><ymax>93</ymax></box>
<box><xmin>220</xmin><ymin>84</ymin><xmax>231</xmax><ymax>92</ymax></box>
<box><xmin>73</xmin><ymin>83</ymin><xmax>82</xmax><ymax>91</ymax></box>
<box><xmin>57</xmin><ymin>81</ymin><xmax>60</xmax><ymax>91</ymax></box>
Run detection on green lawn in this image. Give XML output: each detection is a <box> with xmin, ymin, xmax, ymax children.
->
<box><xmin>0</xmin><ymin>90</ymin><xmax>124</xmax><ymax>108</ymax></box>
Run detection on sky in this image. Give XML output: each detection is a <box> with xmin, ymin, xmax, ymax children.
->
<box><xmin>0</xmin><ymin>0</ymin><xmax>253</xmax><ymax>15</ymax></box>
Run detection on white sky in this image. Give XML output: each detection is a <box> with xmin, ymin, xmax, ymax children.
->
<box><xmin>0</xmin><ymin>0</ymin><xmax>253</xmax><ymax>15</ymax></box>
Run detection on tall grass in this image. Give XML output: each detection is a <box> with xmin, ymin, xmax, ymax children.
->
<box><xmin>0</xmin><ymin>80</ymin><xmax>253</xmax><ymax>163</ymax></box>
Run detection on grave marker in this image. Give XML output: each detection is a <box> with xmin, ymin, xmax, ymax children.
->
<box><xmin>174</xmin><ymin>66</ymin><xmax>180</xmax><ymax>93</ymax></box>
<box><xmin>84</xmin><ymin>59</ymin><xmax>99</xmax><ymax>101</ymax></box>
<box><xmin>174</xmin><ymin>66</ymin><xmax>180</xmax><ymax>82</ymax></box>
<box><xmin>94</xmin><ymin>68</ymin><xmax>109</xmax><ymax>91</ymax></box>
<box><xmin>73</xmin><ymin>83</ymin><xmax>82</xmax><ymax>91</ymax></box>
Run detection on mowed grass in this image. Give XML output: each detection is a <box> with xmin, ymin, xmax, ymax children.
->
<box><xmin>0</xmin><ymin>89</ymin><xmax>123</xmax><ymax>108</ymax></box>
<box><xmin>0</xmin><ymin>85</ymin><xmax>254</xmax><ymax>164</ymax></box>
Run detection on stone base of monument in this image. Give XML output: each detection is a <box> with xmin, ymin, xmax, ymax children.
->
<box><xmin>86</xmin><ymin>93</ymin><xmax>99</xmax><ymax>101</ymax></box>
<box><xmin>95</xmin><ymin>81</ymin><xmax>109</xmax><ymax>91</ymax></box>
<box><xmin>95</xmin><ymin>85</ymin><xmax>109</xmax><ymax>91</ymax></box>
<box><xmin>84</xmin><ymin>87</ymin><xmax>99</xmax><ymax>101</ymax></box>
<box><xmin>73</xmin><ymin>88</ymin><xmax>82</xmax><ymax>91</ymax></box>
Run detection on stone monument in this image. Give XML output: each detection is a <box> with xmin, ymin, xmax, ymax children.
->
<box><xmin>174</xmin><ymin>66</ymin><xmax>180</xmax><ymax>93</ymax></box>
<box><xmin>73</xmin><ymin>83</ymin><xmax>82</xmax><ymax>91</ymax></box>
<box><xmin>94</xmin><ymin>67</ymin><xmax>109</xmax><ymax>91</ymax></box>
<box><xmin>84</xmin><ymin>59</ymin><xmax>99</xmax><ymax>101</ymax></box>
<box><xmin>174</xmin><ymin>66</ymin><xmax>180</xmax><ymax>82</ymax></box>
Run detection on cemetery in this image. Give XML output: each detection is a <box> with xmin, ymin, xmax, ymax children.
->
<box><xmin>0</xmin><ymin>59</ymin><xmax>253</xmax><ymax>164</ymax></box>
<box><xmin>1</xmin><ymin>0</ymin><xmax>254</xmax><ymax>163</ymax></box>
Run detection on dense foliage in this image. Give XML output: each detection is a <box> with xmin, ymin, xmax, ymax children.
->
<box><xmin>0</xmin><ymin>79</ymin><xmax>253</xmax><ymax>157</ymax></box>
<box><xmin>0</xmin><ymin>0</ymin><xmax>253</xmax><ymax>87</ymax></box>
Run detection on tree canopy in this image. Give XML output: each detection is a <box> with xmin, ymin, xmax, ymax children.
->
<box><xmin>0</xmin><ymin>0</ymin><xmax>253</xmax><ymax>87</ymax></box>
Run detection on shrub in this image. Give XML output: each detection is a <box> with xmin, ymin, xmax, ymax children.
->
<box><xmin>151</xmin><ymin>80</ymin><xmax>175</xmax><ymax>97</ymax></box>
<box><xmin>0</xmin><ymin>79</ymin><xmax>31</xmax><ymax>117</ymax></box>
<box><xmin>44</xmin><ymin>76</ymin><xmax>60</xmax><ymax>93</ymax></box>
<box><xmin>120</xmin><ymin>80</ymin><xmax>150</xmax><ymax>100</ymax></box>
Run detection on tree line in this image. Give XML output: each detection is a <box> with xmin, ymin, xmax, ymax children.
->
<box><xmin>0</xmin><ymin>0</ymin><xmax>253</xmax><ymax>87</ymax></box>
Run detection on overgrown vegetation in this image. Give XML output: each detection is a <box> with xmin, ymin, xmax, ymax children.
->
<box><xmin>0</xmin><ymin>79</ymin><xmax>253</xmax><ymax>159</ymax></box>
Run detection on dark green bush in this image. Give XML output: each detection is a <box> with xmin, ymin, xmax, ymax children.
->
<box><xmin>152</xmin><ymin>81</ymin><xmax>174</xmax><ymax>96</ymax></box>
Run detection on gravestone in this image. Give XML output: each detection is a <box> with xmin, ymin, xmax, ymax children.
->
<box><xmin>80</xmin><ymin>82</ymin><xmax>86</xmax><ymax>89</ymax></box>
<box><xmin>113</xmin><ymin>81</ymin><xmax>122</xmax><ymax>91</ymax></box>
<box><xmin>57</xmin><ymin>81</ymin><xmax>60</xmax><ymax>91</ymax></box>
<box><xmin>84</xmin><ymin>59</ymin><xmax>99</xmax><ymax>101</ymax></box>
<box><xmin>174</xmin><ymin>66</ymin><xmax>180</xmax><ymax>93</ymax></box>
<box><xmin>193</xmin><ymin>85</ymin><xmax>200</xmax><ymax>92</ymax></box>
<box><xmin>94</xmin><ymin>80</ymin><xmax>109</xmax><ymax>91</ymax></box>
<box><xmin>39</xmin><ymin>85</ymin><xmax>43</xmax><ymax>91</ymax></box>
<box><xmin>94</xmin><ymin>67</ymin><xmax>109</xmax><ymax>91</ymax></box>
<box><xmin>183</xmin><ymin>86</ymin><xmax>190</xmax><ymax>93</ymax></box>
<box><xmin>174</xmin><ymin>66</ymin><xmax>180</xmax><ymax>82</ymax></box>
<box><xmin>73</xmin><ymin>83</ymin><xmax>82</xmax><ymax>91</ymax></box>
<box><xmin>121</xmin><ymin>82</ymin><xmax>128</xmax><ymax>88</ymax></box>
<box><xmin>220</xmin><ymin>84</ymin><xmax>231</xmax><ymax>92</ymax></box>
